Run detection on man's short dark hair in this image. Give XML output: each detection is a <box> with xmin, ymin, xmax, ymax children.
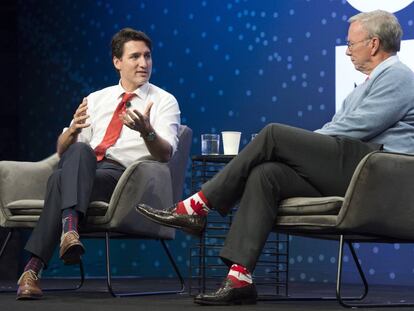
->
<box><xmin>111</xmin><ymin>28</ymin><xmax>152</xmax><ymax>59</ymax></box>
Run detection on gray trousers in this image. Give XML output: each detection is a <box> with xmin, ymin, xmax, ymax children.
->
<box><xmin>201</xmin><ymin>123</ymin><xmax>381</xmax><ymax>271</ymax></box>
<box><xmin>25</xmin><ymin>142</ymin><xmax>125</xmax><ymax>266</ymax></box>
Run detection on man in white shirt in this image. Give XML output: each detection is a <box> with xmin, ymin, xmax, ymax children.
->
<box><xmin>16</xmin><ymin>28</ymin><xmax>180</xmax><ymax>300</ymax></box>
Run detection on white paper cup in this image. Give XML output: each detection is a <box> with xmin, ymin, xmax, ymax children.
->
<box><xmin>221</xmin><ymin>131</ymin><xmax>241</xmax><ymax>155</ymax></box>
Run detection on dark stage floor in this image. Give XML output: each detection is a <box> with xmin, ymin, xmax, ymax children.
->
<box><xmin>1</xmin><ymin>278</ymin><xmax>414</xmax><ymax>311</ymax></box>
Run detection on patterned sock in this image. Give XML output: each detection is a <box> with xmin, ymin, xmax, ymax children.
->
<box><xmin>175</xmin><ymin>191</ymin><xmax>210</xmax><ymax>216</ymax></box>
<box><xmin>23</xmin><ymin>256</ymin><xmax>44</xmax><ymax>276</ymax></box>
<box><xmin>226</xmin><ymin>264</ymin><xmax>253</xmax><ymax>288</ymax></box>
<box><xmin>62</xmin><ymin>208</ymin><xmax>79</xmax><ymax>234</ymax></box>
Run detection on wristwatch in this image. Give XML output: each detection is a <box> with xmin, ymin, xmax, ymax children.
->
<box><xmin>142</xmin><ymin>131</ymin><xmax>156</xmax><ymax>142</ymax></box>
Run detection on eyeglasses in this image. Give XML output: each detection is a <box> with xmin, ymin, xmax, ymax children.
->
<box><xmin>346</xmin><ymin>38</ymin><xmax>371</xmax><ymax>51</ymax></box>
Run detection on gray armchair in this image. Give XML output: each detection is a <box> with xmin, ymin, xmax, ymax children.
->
<box><xmin>0</xmin><ymin>125</ymin><xmax>192</xmax><ymax>297</ymax></box>
<box><xmin>275</xmin><ymin>151</ymin><xmax>414</xmax><ymax>308</ymax></box>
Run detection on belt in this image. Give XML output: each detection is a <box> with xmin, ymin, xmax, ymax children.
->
<box><xmin>102</xmin><ymin>158</ymin><xmax>125</xmax><ymax>168</ymax></box>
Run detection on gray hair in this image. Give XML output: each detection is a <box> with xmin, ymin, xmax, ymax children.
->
<box><xmin>348</xmin><ymin>10</ymin><xmax>402</xmax><ymax>53</ymax></box>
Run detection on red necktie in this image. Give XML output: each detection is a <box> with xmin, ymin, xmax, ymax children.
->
<box><xmin>94</xmin><ymin>93</ymin><xmax>136</xmax><ymax>161</ymax></box>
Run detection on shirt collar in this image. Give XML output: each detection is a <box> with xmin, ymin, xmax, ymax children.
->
<box><xmin>115</xmin><ymin>81</ymin><xmax>150</xmax><ymax>100</ymax></box>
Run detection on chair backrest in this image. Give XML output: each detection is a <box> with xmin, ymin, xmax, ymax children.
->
<box><xmin>168</xmin><ymin>125</ymin><xmax>192</xmax><ymax>202</ymax></box>
<box><xmin>83</xmin><ymin>125</ymin><xmax>192</xmax><ymax>238</ymax></box>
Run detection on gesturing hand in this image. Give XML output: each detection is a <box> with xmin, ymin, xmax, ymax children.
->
<box><xmin>69</xmin><ymin>98</ymin><xmax>90</xmax><ymax>135</ymax></box>
<box><xmin>121</xmin><ymin>101</ymin><xmax>154</xmax><ymax>136</ymax></box>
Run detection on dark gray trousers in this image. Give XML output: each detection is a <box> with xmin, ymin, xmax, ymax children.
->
<box><xmin>201</xmin><ymin>123</ymin><xmax>381</xmax><ymax>271</ymax></box>
<box><xmin>24</xmin><ymin>142</ymin><xmax>125</xmax><ymax>266</ymax></box>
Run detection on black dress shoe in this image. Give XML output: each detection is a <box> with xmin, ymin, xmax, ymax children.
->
<box><xmin>136</xmin><ymin>203</ymin><xmax>206</xmax><ymax>236</ymax></box>
<box><xmin>194</xmin><ymin>278</ymin><xmax>257</xmax><ymax>305</ymax></box>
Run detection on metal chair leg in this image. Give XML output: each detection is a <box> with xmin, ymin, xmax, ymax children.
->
<box><xmin>0</xmin><ymin>229</ymin><xmax>12</xmax><ymax>259</ymax></box>
<box><xmin>105</xmin><ymin>232</ymin><xmax>116</xmax><ymax>297</ymax></box>
<box><xmin>0</xmin><ymin>229</ymin><xmax>16</xmax><ymax>293</ymax></box>
<box><xmin>160</xmin><ymin>239</ymin><xmax>185</xmax><ymax>293</ymax></box>
<box><xmin>259</xmin><ymin>236</ymin><xmax>369</xmax><ymax>302</ymax></box>
<box><xmin>336</xmin><ymin>235</ymin><xmax>367</xmax><ymax>308</ymax></box>
<box><xmin>345</xmin><ymin>240</ymin><xmax>368</xmax><ymax>300</ymax></box>
<box><xmin>43</xmin><ymin>261</ymin><xmax>85</xmax><ymax>292</ymax></box>
<box><xmin>336</xmin><ymin>235</ymin><xmax>414</xmax><ymax>308</ymax></box>
<box><xmin>105</xmin><ymin>232</ymin><xmax>185</xmax><ymax>297</ymax></box>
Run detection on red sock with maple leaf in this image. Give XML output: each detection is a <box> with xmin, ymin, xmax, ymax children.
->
<box><xmin>226</xmin><ymin>264</ymin><xmax>253</xmax><ymax>288</ymax></box>
<box><xmin>175</xmin><ymin>191</ymin><xmax>210</xmax><ymax>216</ymax></box>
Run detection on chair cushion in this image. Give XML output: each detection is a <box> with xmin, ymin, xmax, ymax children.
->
<box><xmin>278</xmin><ymin>196</ymin><xmax>343</xmax><ymax>216</ymax></box>
<box><xmin>87</xmin><ymin>201</ymin><xmax>109</xmax><ymax>216</ymax></box>
<box><xmin>6</xmin><ymin>200</ymin><xmax>108</xmax><ymax>216</ymax></box>
<box><xmin>6</xmin><ymin>200</ymin><xmax>43</xmax><ymax>215</ymax></box>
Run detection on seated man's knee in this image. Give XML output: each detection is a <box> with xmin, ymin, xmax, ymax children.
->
<box><xmin>261</xmin><ymin>123</ymin><xmax>282</xmax><ymax>136</ymax></box>
<box><xmin>59</xmin><ymin>142</ymin><xmax>96</xmax><ymax>167</ymax></box>
<box><xmin>263</xmin><ymin>123</ymin><xmax>285</xmax><ymax>132</ymax></box>
<box><xmin>248</xmin><ymin>162</ymin><xmax>281</xmax><ymax>184</ymax></box>
<box><xmin>65</xmin><ymin>142</ymin><xmax>95</xmax><ymax>158</ymax></box>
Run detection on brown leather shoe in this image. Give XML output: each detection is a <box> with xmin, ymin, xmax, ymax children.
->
<box><xmin>59</xmin><ymin>231</ymin><xmax>85</xmax><ymax>265</ymax></box>
<box><xmin>16</xmin><ymin>270</ymin><xmax>43</xmax><ymax>300</ymax></box>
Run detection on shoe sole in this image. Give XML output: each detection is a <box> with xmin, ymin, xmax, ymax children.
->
<box><xmin>60</xmin><ymin>244</ymin><xmax>85</xmax><ymax>265</ymax></box>
<box><xmin>148</xmin><ymin>217</ymin><xmax>204</xmax><ymax>236</ymax></box>
<box><xmin>16</xmin><ymin>294</ymin><xmax>43</xmax><ymax>300</ymax></box>
<box><xmin>162</xmin><ymin>220</ymin><xmax>205</xmax><ymax>236</ymax></box>
<box><xmin>136</xmin><ymin>206</ymin><xmax>205</xmax><ymax>236</ymax></box>
<box><xmin>194</xmin><ymin>298</ymin><xmax>257</xmax><ymax>305</ymax></box>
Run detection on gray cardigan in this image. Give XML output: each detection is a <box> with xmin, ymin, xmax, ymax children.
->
<box><xmin>316</xmin><ymin>56</ymin><xmax>414</xmax><ymax>154</ymax></box>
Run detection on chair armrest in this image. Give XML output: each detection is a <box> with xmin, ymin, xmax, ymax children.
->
<box><xmin>95</xmin><ymin>159</ymin><xmax>174</xmax><ymax>236</ymax></box>
<box><xmin>337</xmin><ymin>151</ymin><xmax>414</xmax><ymax>239</ymax></box>
<box><xmin>0</xmin><ymin>154</ymin><xmax>58</xmax><ymax>207</ymax></box>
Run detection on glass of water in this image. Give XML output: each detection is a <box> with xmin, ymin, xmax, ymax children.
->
<box><xmin>201</xmin><ymin>134</ymin><xmax>220</xmax><ymax>155</ymax></box>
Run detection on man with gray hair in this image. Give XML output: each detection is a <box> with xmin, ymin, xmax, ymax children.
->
<box><xmin>137</xmin><ymin>10</ymin><xmax>414</xmax><ymax>305</ymax></box>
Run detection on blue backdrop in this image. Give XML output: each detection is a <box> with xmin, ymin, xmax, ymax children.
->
<box><xmin>16</xmin><ymin>0</ymin><xmax>414</xmax><ymax>285</ymax></box>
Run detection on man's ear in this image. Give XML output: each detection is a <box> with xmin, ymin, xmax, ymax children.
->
<box><xmin>113</xmin><ymin>56</ymin><xmax>121</xmax><ymax>71</ymax></box>
<box><xmin>370</xmin><ymin>37</ymin><xmax>380</xmax><ymax>56</ymax></box>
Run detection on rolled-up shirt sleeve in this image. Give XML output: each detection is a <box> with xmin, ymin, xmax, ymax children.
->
<box><xmin>151</xmin><ymin>94</ymin><xmax>181</xmax><ymax>154</ymax></box>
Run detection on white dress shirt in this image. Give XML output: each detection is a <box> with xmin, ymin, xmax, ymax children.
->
<box><xmin>72</xmin><ymin>81</ymin><xmax>181</xmax><ymax>167</ymax></box>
